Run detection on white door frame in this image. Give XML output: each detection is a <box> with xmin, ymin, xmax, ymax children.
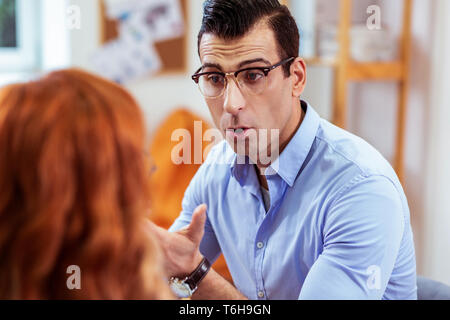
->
<box><xmin>423</xmin><ymin>0</ymin><xmax>450</xmax><ymax>285</ymax></box>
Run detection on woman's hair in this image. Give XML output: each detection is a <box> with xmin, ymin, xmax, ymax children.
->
<box><xmin>0</xmin><ymin>69</ymin><xmax>172</xmax><ymax>299</ymax></box>
<box><xmin>198</xmin><ymin>0</ymin><xmax>299</xmax><ymax>76</ymax></box>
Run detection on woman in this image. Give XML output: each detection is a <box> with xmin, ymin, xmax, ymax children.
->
<box><xmin>0</xmin><ymin>69</ymin><xmax>173</xmax><ymax>299</ymax></box>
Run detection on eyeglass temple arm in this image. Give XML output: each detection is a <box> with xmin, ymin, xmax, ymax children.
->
<box><xmin>270</xmin><ymin>57</ymin><xmax>295</xmax><ymax>70</ymax></box>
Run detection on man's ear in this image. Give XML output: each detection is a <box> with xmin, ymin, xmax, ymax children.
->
<box><xmin>290</xmin><ymin>58</ymin><xmax>307</xmax><ymax>98</ymax></box>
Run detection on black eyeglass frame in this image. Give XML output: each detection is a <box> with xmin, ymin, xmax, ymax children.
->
<box><xmin>191</xmin><ymin>57</ymin><xmax>296</xmax><ymax>96</ymax></box>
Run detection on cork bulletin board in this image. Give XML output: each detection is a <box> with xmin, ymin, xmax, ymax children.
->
<box><xmin>99</xmin><ymin>0</ymin><xmax>189</xmax><ymax>75</ymax></box>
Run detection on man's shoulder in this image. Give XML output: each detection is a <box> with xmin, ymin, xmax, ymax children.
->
<box><xmin>315</xmin><ymin>118</ymin><xmax>399</xmax><ymax>181</ymax></box>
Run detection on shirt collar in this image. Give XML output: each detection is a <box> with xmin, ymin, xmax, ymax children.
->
<box><xmin>230</xmin><ymin>100</ymin><xmax>320</xmax><ymax>187</ymax></box>
<box><xmin>230</xmin><ymin>154</ymin><xmax>251</xmax><ymax>186</ymax></box>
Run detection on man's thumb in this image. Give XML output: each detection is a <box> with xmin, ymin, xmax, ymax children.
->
<box><xmin>186</xmin><ymin>204</ymin><xmax>207</xmax><ymax>244</ymax></box>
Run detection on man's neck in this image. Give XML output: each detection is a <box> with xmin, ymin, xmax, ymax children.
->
<box><xmin>255</xmin><ymin>102</ymin><xmax>306</xmax><ymax>190</ymax></box>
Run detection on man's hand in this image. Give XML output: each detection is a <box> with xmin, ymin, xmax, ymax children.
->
<box><xmin>145</xmin><ymin>204</ymin><xmax>207</xmax><ymax>278</ymax></box>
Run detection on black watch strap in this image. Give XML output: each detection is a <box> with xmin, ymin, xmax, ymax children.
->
<box><xmin>185</xmin><ymin>257</ymin><xmax>211</xmax><ymax>291</ymax></box>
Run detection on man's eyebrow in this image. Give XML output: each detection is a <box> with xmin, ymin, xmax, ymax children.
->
<box><xmin>201</xmin><ymin>58</ymin><xmax>272</xmax><ymax>72</ymax></box>
<box><xmin>201</xmin><ymin>62</ymin><xmax>223</xmax><ymax>71</ymax></box>
<box><xmin>238</xmin><ymin>58</ymin><xmax>271</xmax><ymax>69</ymax></box>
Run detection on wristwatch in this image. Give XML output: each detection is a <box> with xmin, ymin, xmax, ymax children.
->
<box><xmin>169</xmin><ymin>257</ymin><xmax>211</xmax><ymax>298</ymax></box>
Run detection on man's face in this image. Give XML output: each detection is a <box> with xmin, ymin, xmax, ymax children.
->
<box><xmin>198</xmin><ymin>21</ymin><xmax>298</xmax><ymax>162</ymax></box>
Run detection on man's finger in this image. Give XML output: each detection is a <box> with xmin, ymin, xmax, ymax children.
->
<box><xmin>185</xmin><ymin>204</ymin><xmax>207</xmax><ymax>244</ymax></box>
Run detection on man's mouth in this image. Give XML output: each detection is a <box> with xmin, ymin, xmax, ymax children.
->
<box><xmin>225</xmin><ymin>127</ymin><xmax>253</xmax><ymax>139</ymax></box>
<box><xmin>231</xmin><ymin>128</ymin><xmax>245</xmax><ymax>134</ymax></box>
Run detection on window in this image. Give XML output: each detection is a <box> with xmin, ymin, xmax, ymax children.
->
<box><xmin>0</xmin><ymin>0</ymin><xmax>17</xmax><ymax>48</ymax></box>
<box><xmin>0</xmin><ymin>0</ymin><xmax>40</xmax><ymax>72</ymax></box>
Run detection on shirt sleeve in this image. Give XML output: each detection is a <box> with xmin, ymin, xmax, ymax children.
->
<box><xmin>168</xmin><ymin>165</ymin><xmax>222</xmax><ymax>264</ymax></box>
<box><xmin>298</xmin><ymin>174</ymin><xmax>405</xmax><ymax>300</ymax></box>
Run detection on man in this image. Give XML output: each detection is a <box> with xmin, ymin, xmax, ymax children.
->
<box><xmin>149</xmin><ymin>0</ymin><xmax>417</xmax><ymax>300</ymax></box>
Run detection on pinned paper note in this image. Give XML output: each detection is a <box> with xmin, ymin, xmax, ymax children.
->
<box><xmin>104</xmin><ymin>0</ymin><xmax>185</xmax><ymax>42</ymax></box>
<box><xmin>91</xmin><ymin>38</ymin><xmax>161</xmax><ymax>84</ymax></box>
<box><xmin>104</xmin><ymin>0</ymin><xmax>143</xmax><ymax>20</ymax></box>
<box><xmin>119</xmin><ymin>0</ymin><xmax>184</xmax><ymax>42</ymax></box>
<box><xmin>93</xmin><ymin>0</ymin><xmax>185</xmax><ymax>83</ymax></box>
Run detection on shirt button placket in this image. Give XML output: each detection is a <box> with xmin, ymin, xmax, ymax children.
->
<box><xmin>255</xmin><ymin>240</ymin><xmax>266</xmax><ymax>299</ymax></box>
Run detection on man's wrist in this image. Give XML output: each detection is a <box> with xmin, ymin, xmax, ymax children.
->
<box><xmin>191</xmin><ymin>253</ymin><xmax>205</xmax><ymax>273</ymax></box>
<box><xmin>169</xmin><ymin>256</ymin><xmax>211</xmax><ymax>298</ymax></box>
<box><xmin>174</xmin><ymin>253</ymin><xmax>204</xmax><ymax>278</ymax></box>
<box><xmin>185</xmin><ymin>257</ymin><xmax>211</xmax><ymax>291</ymax></box>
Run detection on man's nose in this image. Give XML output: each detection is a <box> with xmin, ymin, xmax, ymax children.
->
<box><xmin>223</xmin><ymin>78</ymin><xmax>246</xmax><ymax>115</ymax></box>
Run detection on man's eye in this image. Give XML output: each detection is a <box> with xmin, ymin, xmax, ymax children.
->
<box><xmin>245</xmin><ymin>71</ymin><xmax>264</xmax><ymax>82</ymax></box>
<box><xmin>207</xmin><ymin>74</ymin><xmax>223</xmax><ymax>84</ymax></box>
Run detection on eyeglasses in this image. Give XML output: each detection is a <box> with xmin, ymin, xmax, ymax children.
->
<box><xmin>191</xmin><ymin>57</ymin><xmax>295</xmax><ymax>99</ymax></box>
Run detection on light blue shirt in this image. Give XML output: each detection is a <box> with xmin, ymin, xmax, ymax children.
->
<box><xmin>170</xmin><ymin>101</ymin><xmax>417</xmax><ymax>300</ymax></box>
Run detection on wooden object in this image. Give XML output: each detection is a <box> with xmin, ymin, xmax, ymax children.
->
<box><xmin>284</xmin><ymin>0</ymin><xmax>413</xmax><ymax>182</ymax></box>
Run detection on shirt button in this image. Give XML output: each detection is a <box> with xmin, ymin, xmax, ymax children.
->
<box><xmin>257</xmin><ymin>242</ymin><xmax>264</xmax><ymax>249</ymax></box>
<box><xmin>258</xmin><ymin>291</ymin><xmax>265</xmax><ymax>298</ymax></box>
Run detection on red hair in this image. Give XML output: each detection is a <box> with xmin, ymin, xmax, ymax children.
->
<box><xmin>0</xmin><ymin>69</ymin><xmax>172</xmax><ymax>299</ymax></box>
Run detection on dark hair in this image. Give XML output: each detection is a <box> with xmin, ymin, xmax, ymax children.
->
<box><xmin>197</xmin><ymin>0</ymin><xmax>299</xmax><ymax>77</ymax></box>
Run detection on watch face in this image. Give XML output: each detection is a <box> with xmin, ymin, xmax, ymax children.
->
<box><xmin>169</xmin><ymin>278</ymin><xmax>192</xmax><ymax>299</ymax></box>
